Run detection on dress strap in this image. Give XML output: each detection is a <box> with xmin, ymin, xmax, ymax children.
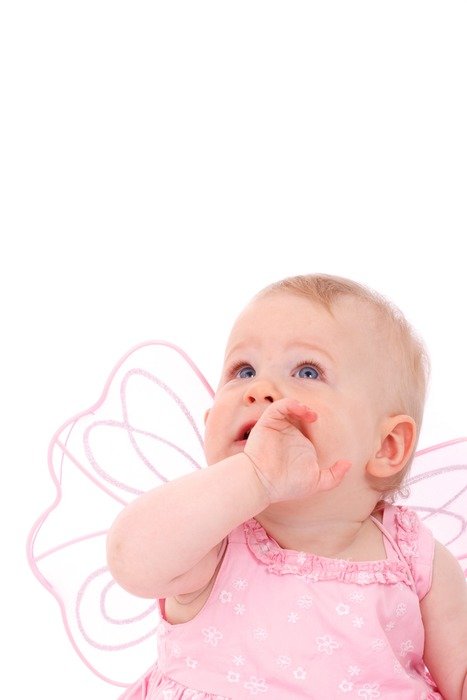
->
<box><xmin>370</xmin><ymin>512</ymin><xmax>417</xmax><ymax>592</ymax></box>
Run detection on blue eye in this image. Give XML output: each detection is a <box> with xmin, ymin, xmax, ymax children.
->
<box><xmin>297</xmin><ymin>365</ymin><xmax>319</xmax><ymax>380</ymax></box>
<box><xmin>237</xmin><ymin>366</ymin><xmax>256</xmax><ymax>379</ymax></box>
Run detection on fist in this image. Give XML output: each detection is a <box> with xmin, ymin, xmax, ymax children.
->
<box><xmin>244</xmin><ymin>398</ymin><xmax>351</xmax><ymax>504</ymax></box>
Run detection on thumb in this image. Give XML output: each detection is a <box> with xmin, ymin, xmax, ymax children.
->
<box><xmin>316</xmin><ymin>460</ymin><xmax>352</xmax><ymax>492</ymax></box>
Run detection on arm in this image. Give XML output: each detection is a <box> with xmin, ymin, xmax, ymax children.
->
<box><xmin>106</xmin><ymin>452</ymin><xmax>270</xmax><ymax>598</ymax></box>
<box><xmin>107</xmin><ymin>398</ymin><xmax>349</xmax><ymax>600</ymax></box>
<box><xmin>421</xmin><ymin>541</ymin><xmax>467</xmax><ymax>700</ymax></box>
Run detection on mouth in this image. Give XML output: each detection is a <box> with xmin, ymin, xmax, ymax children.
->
<box><xmin>235</xmin><ymin>421</ymin><xmax>257</xmax><ymax>442</ymax></box>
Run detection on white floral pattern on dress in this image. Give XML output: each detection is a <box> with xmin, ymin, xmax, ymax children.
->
<box><xmin>400</xmin><ymin>639</ymin><xmax>414</xmax><ymax>657</ymax></box>
<box><xmin>395</xmin><ymin>602</ymin><xmax>407</xmax><ymax>617</ymax></box>
<box><xmin>232</xmin><ymin>655</ymin><xmax>246</xmax><ymax>666</ymax></box>
<box><xmin>244</xmin><ymin>677</ymin><xmax>268</xmax><ymax>695</ymax></box>
<box><xmin>357</xmin><ymin>682</ymin><xmax>381</xmax><ymax>698</ymax></box>
<box><xmin>276</xmin><ymin>655</ymin><xmax>292</xmax><ymax>668</ymax></box>
<box><xmin>336</xmin><ymin>603</ymin><xmax>351</xmax><ymax>615</ymax></box>
<box><xmin>339</xmin><ymin>679</ymin><xmax>354</xmax><ymax>692</ymax></box>
<box><xmin>371</xmin><ymin>638</ymin><xmax>387</xmax><ymax>651</ymax></box>
<box><xmin>252</xmin><ymin>628</ymin><xmax>268</xmax><ymax>641</ymax></box>
<box><xmin>348</xmin><ymin>665</ymin><xmax>361</xmax><ymax>676</ymax></box>
<box><xmin>298</xmin><ymin>594</ymin><xmax>313</xmax><ymax>608</ymax></box>
<box><xmin>233</xmin><ymin>578</ymin><xmax>248</xmax><ymax>590</ymax></box>
<box><xmin>170</xmin><ymin>642</ymin><xmax>182</xmax><ymax>658</ymax></box>
<box><xmin>316</xmin><ymin>634</ymin><xmax>340</xmax><ymax>654</ymax></box>
<box><xmin>202</xmin><ymin>626</ymin><xmax>223</xmax><ymax>646</ymax></box>
<box><xmin>293</xmin><ymin>666</ymin><xmax>307</xmax><ymax>680</ymax></box>
<box><xmin>300</xmin><ymin>571</ymin><xmax>320</xmax><ymax>583</ymax></box>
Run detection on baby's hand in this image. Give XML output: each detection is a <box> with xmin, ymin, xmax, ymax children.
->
<box><xmin>244</xmin><ymin>398</ymin><xmax>351</xmax><ymax>505</ymax></box>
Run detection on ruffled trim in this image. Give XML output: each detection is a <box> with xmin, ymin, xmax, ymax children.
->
<box><xmin>146</xmin><ymin>667</ymin><xmax>229</xmax><ymax>699</ymax></box>
<box><xmin>392</xmin><ymin>505</ymin><xmax>420</xmax><ymax>566</ymax></box>
<box><xmin>244</xmin><ymin>516</ymin><xmax>414</xmax><ymax>586</ymax></box>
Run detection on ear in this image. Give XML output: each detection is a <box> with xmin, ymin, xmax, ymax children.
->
<box><xmin>366</xmin><ymin>415</ymin><xmax>417</xmax><ymax>478</ymax></box>
<box><xmin>203</xmin><ymin>408</ymin><xmax>210</xmax><ymax>425</ymax></box>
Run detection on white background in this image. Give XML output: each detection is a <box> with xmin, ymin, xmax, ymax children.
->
<box><xmin>2</xmin><ymin>2</ymin><xmax>466</xmax><ymax>697</ymax></box>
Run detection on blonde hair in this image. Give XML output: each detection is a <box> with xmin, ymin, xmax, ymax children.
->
<box><xmin>256</xmin><ymin>274</ymin><xmax>430</xmax><ymax>499</ymax></box>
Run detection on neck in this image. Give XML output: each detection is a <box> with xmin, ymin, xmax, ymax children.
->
<box><xmin>256</xmin><ymin>488</ymin><xmax>381</xmax><ymax>558</ymax></box>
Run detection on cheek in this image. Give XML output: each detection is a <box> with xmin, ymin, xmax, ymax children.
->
<box><xmin>204</xmin><ymin>402</ymin><xmax>225</xmax><ymax>434</ymax></box>
<box><xmin>203</xmin><ymin>430</ymin><xmax>218</xmax><ymax>465</ymax></box>
<box><xmin>203</xmin><ymin>406</ymin><xmax>227</xmax><ymax>462</ymax></box>
<box><xmin>304</xmin><ymin>404</ymin><xmax>363</xmax><ymax>462</ymax></box>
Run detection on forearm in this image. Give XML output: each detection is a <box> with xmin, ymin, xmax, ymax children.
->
<box><xmin>106</xmin><ymin>452</ymin><xmax>269</xmax><ymax>595</ymax></box>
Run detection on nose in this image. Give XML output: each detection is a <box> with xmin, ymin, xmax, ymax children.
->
<box><xmin>242</xmin><ymin>379</ymin><xmax>280</xmax><ymax>405</ymax></box>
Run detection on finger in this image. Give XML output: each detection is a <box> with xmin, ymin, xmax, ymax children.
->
<box><xmin>274</xmin><ymin>398</ymin><xmax>318</xmax><ymax>423</ymax></box>
<box><xmin>292</xmin><ymin>402</ymin><xmax>318</xmax><ymax>423</ymax></box>
<box><xmin>317</xmin><ymin>460</ymin><xmax>352</xmax><ymax>491</ymax></box>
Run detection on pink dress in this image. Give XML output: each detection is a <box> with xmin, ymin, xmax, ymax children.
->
<box><xmin>121</xmin><ymin>505</ymin><xmax>441</xmax><ymax>699</ymax></box>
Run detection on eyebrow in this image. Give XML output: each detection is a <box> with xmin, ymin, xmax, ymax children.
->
<box><xmin>224</xmin><ymin>341</ymin><xmax>335</xmax><ymax>365</ymax></box>
<box><xmin>285</xmin><ymin>342</ymin><xmax>336</xmax><ymax>365</ymax></box>
<box><xmin>223</xmin><ymin>342</ymin><xmax>252</xmax><ymax>363</ymax></box>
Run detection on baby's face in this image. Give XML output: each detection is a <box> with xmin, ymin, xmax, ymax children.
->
<box><xmin>204</xmin><ymin>292</ymin><xmax>393</xmax><ymax>475</ymax></box>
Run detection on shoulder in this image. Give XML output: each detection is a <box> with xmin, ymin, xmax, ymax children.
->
<box><xmin>423</xmin><ymin>540</ymin><xmax>466</xmax><ymax>605</ymax></box>
<box><xmin>420</xmin><ymin>541</ymin><xmax>467</xmax><ymax>698</ymax></box>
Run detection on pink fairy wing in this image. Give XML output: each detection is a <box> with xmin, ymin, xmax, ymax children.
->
<box><xmin>27</xmin><ymin>340</ymin><xmax>467</xmax><ymax>689</ymax></box>
<box><xmin>395</xmin><ymin>438</ymin><xmax>467</xmax><ymax>576</ymax></box>
<box><xmin>26</xmin><ymin>341</ymin><xmax>214</xmax><ymax>688</ymax></box>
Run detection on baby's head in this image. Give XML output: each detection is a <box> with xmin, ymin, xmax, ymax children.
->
<box><xmin>254</xmin><ymin>273</ymin><xmax>430</xmax><ymax>498</ymax></box>
<box><xmin>204</xmin><ymin>273</ymin><xmax>429</xmax><ymax>504</ymax></box>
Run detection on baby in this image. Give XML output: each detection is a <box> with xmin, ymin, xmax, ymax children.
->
<box><xmin>108</xmin><ymin>274</ymin><xmax>467</xmax><ymax>699</ymax></box>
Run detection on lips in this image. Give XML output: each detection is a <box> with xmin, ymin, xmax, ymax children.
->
<box><xmin>235</xmin><ymin>421</ymin><xmax>258</xmax><ymax>442</ymax></box>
